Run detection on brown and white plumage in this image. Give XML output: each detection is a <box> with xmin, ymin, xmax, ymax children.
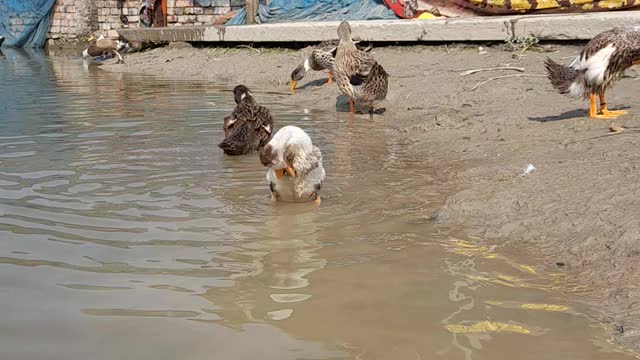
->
<box><xmin>82</xmin><ymin>35</ymin><xmax>126</xmax><ymax>63</ymax></box>
<box><xmin>219</xmin><ymin>85</ymin><xmax>273</xmax><ymax>156</ymax></box>
<box><xmin>290</xmin><ymin>39</ymin><xmax>373</xmax><ymax>92</ymax></box>
<box><xmin>290</xmin><ymin>40</ymin><xmax>338</xmax><ymax>92</ymax></box>
<box><xmin>545</xmin><ymin>27</ymin><xmax>640</xmax><ymax>119</ymax></box>
<box><xmin>259</xmin><ymin>126</ymin><xmax>325</xmax><ymax>204</ymax></box>
<box><xmin>333</xmin><ymin>21</ymin><xmax>388</xmax><ymax>117</ymax></box>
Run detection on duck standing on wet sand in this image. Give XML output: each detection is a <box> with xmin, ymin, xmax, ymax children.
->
<box><xmin>545</xmin><ymin>27</ymin><xmax>640</xmax><ymax>119</ymax></box>
<box><xmin>333</xmin><ymin>21</ymin><xmax>388</xmax><ymax>118</ymax></box>
<box><xmin>82</xmin><ymin>35</ymin><xmax>127</xmax><ymax>63</ymax></box>
<box><xmin>290</xmin><ymin>40</ymin><xmax>338</xmax><ymax>93</ymax></box>
<box><xmin>219</xmin><ymin>85</ymin><xmax>273</xmax><ymax>155</ymax></box>
<box><xmin>289</xmin><ymin>39</ymin><xmax>373</xmax><ymax>92</ymax></box>
<box><xmin>260</xmin><ymin>126</ymin><xmax>325</xmax><ymax>205</ymax></box>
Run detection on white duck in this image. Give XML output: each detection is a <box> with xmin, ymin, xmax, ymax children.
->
<box><xmin>259</xmin><ymin>126</ymin><xmax>325</xmax><ymax>204</ymax></box>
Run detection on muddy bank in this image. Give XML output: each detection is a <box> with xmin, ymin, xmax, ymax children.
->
<box><xmin>102</xmin><ymin>43</ymin><xmax>640</xmax><ymax>350</ymax></box>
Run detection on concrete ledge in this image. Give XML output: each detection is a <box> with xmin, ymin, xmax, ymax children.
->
<box><xmin>117</xmin><ymin>11</ymin><xmax>640</xmax><ymax>43</ymax></box>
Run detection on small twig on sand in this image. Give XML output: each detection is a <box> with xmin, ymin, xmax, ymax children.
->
<box><xmin>237</xmin><ymin>44</ymin><xmax>262</xmax><ymax>53</ymax></box>
<box><xmin>459</xmin><ymin>66</ymin><xmax>525</xmax><ymax>76</ymax></box>
<box><xmin>470</xmin><ymin>74</ymin><xmax>546</xmax><ymax>91</ymax></box>
<box><xmin>445</xmin><ymin>44</ymin><xmax>450</xmax><ymax>55</ymax></box>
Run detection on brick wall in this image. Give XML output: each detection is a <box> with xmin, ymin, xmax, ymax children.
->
<box><xmin>49</xmin><ymin>0</ymin><xmax>97</xmax><ymax>43</ymax></box>
<box><xmin>48</xmin><ymin>0</ymin><xmax>244</xmax><ymax>44</ymax></box>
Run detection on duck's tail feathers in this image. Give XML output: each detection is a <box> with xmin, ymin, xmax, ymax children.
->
<box><xmin>218</xmin><ymin>138</ymin><xmax>242</xmax><ymax>155</ymax></box>
<box><xmin>544</xmin><ymin>57</ymin><xmax>584</xmax><ymax>98</ymax></box>
<box><xmin>218</xmin><ymin>127</ymin><xmax>257</xmax><ymax>156</ymax></box>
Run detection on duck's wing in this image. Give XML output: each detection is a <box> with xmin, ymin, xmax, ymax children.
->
<box><xmin>574</xmin><ymin>27</ymin><xmax>626</xmax><ymax>68</ymax></box>
<box><xmin>316</xmin><ymin>40</ymin><xmax>339</xmax><ymax>52</ymax></box>
<box><xmin>349</xmin><ymin>52</ymin><xmax>378</xmax><ymax>86</ymax></box>
<box><xmin>95</xmin><ymin>38</ymin><xmax>116</xmax><ymax>51</ymax></box>
<box><xmin>605</xmin><ymin>29</ymin><xmax>640</xmax><ymax>75</ymax></box>
<box><xmin>222</xmin><ymin>114</ymin><xmax>238</xmax><ymax>136</ymax></box>
<box><xmin>255</xmin><ymin>105</ymin><xmax>273</xmax><ymax>146</ymax></box>
<box><xmin>289</xmin><ymin>145</ymin><xmax>323</xmax><ymax>177</ymax></box>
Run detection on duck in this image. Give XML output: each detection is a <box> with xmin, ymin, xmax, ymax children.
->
<box><xmin>333</xmin><ymin>21</ymin><xmax>388</xmax><ymax>118</ymax></box>
<box><xmin>219</xmin><ymin>85</ymin><xmax>273</xmax><ymax>156</ymax></box>
<box><xmin>545</xmin><ymin>26</ymin><xmax>640</xmax><ymax>119</ymax></box>
<box><xmin>82</xmin><ymin>34</ymin><xmax>127</xmax><ymax>63</ymax></box>
<box><xmin>259</xmin><ymin>126</ymin><xmax>325</xmax><ymax>205</ymax></box>
<box><xmin>289</xmin><ymin>38</ymin><xmax>372</xmax><ymax>92</ymax></box>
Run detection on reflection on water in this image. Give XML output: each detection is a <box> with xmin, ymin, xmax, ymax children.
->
<box><xmin>0</xmin><ymin>50</ymin><xmax>637</xmax><ymax>360</ymax></box>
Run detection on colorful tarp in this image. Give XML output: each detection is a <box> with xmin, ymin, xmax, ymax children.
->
<box><xmin>227</xmin><ymin>0</ymin><xmax>398</xmax><ymax>26</ymax></box>
<box><xmin>385</xmin><ymin>0</ymin><xmax>640</xmax><ymax>18</ymax></box>
<box><xmin>0</xmin><ymin>0</ymin><xmax>56</xmax><ymax>47</ymax></box>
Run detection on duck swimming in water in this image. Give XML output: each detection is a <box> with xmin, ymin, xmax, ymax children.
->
<box><xmin>219</xmin><ymin>85</ymin><xmax>273</xmax><ymax>156</ymax></box>
<box><xmin>545</xmin><ymin>27</ymin><xmax>640</xmax><ymax>119</ymax></box>
<box><xmin>260</xmin><ymin>126</ymin><xmax>325</xmax><ymax>204</ymax></box>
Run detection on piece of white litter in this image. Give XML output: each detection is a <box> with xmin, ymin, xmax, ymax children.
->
<box><xmin>522</xmin><ymin>163</ymin><xmax>536</xmax><ymax>176</ymax></box>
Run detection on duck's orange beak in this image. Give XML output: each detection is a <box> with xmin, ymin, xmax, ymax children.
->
<box><xmin>275</xmin><ymin>169</ymin><xmax>285</xmax><ymax>179</ymax></box>
<box><xmin>289</xmin><ymin>81</ymin><xmax>297</xmax><ymax>93</ymax></box>
<box><xmin>284</xmin><ymin>165</ymin><xmax>295</xmax><ymax>177</ymax></box>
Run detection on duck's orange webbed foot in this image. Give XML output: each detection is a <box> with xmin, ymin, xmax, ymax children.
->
<box><xmin>600</xmin><ymin>108</ymin><xmax>628</xmax><ymax>117</ymax></box>
<box><xmin>314</xmin><ymin>195</ymin><xmax>321</xmax><ymax>205</ymax></box>
<box><xmin>588</xmin><ymin>93</ymin><xmax>616</xmax><ymax>119</ymax></box>
<box><xmin>590</xmin><ymin>113</ymin><xmax>620</xmax><ymax>120</ymax></box>
<box><xmin>596</xmin><ymin>93</ymin><xmax>628</xmax><ymax>118</ymax></box>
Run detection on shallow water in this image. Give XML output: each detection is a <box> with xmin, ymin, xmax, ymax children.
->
<box><xmin>0</xmin><ymin>48</ymin><xmax>636</xmax><ymax>360</ymax></box>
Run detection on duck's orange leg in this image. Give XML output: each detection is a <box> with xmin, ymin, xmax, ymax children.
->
<box><xmin>588</xmin><ymin>93</ymin><xmax>615</xmax><ymax>119</ymax></box>
<box><xmin>349</xmin><ymin>97</ymin><xmax>355</xmax><ymax>113</ymax></box>
<box><xmin>326</xmin><ymin>71</ymin><xmax>333</xmax><ymax>85</ymax></box>
<box><xmin>599</xmin><ymin>93</ymin><xmax>627</xmax><ymax>117</ymax></box>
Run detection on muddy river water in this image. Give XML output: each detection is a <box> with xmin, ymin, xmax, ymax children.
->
<box><xmin>0</xmin><ymin>49</ymin><xmax>637</xmax><ymax>360</ymax></box>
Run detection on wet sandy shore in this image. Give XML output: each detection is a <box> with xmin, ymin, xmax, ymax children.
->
<box><xmin>102</xmin><ymin>42</ymin><xmax>640</xmax><ymax>351</ymax></box>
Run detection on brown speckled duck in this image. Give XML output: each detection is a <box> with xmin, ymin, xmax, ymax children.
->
<box><xmin>333</xmin><ymin>21</ymin><xmax>388</xmax><ymax>118</ymax></box>
<box><xmin>545</xmin><ymin>26</ymin><xmax>640</xmax><ymax>119</ymax></box>
<box><xmin>82</xmin><ymin>35</ymin><xmax>127</xmax><ymax>63</ymax></box>
<box><xmin>218</xmin><ymin>85</ymin><xmax>273</xmax><ymax>156</ymax></box>
<box><xmin>290</xmin><ymin>40</ymin><xmax>338</xmax><ymax>92</ymax></box>
<box><xmin>290</xmin><ymin>39</ymin><xmax>372</xmax><ymax>92</ymax></box>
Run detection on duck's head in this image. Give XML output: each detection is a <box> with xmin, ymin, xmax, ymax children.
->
<box><xmin>337</xmin><ymin>21</ymin><xmax>352</xmax><ymax>41</ymax></box>
<box><xmin>232</xmin><ymin>84</ymin><xmax>252</xmax><ymax>104</ymax></box>
<box><xmin>290</xmin><ymin>58</ymin><xmax>311</xmax><ymax>92</ymax></box>
<box><xmin>259</xmin><ymin>144</ymin><xmax>279</xmax><ymax>168</ymax></box>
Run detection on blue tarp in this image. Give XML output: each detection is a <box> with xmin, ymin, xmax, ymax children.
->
<box><xmin>0</xmin><ymin>0</ymin><xmax>57</xmax><ymax>47</ymax></box>
<box><xmin>228</xmin><ymin>0</ymin><xmax>397</xmax><ymax>26</ymax></box>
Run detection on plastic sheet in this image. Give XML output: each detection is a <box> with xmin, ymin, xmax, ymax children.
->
<box><xmin>228</xmin><ymin>0</ymin><xmax>397</xmax><ymax>26</ymax></box>
<box><xmin>0</xmin><ymin>0</ymin><xmax>57</xmax><ymax>47</ymax></box>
